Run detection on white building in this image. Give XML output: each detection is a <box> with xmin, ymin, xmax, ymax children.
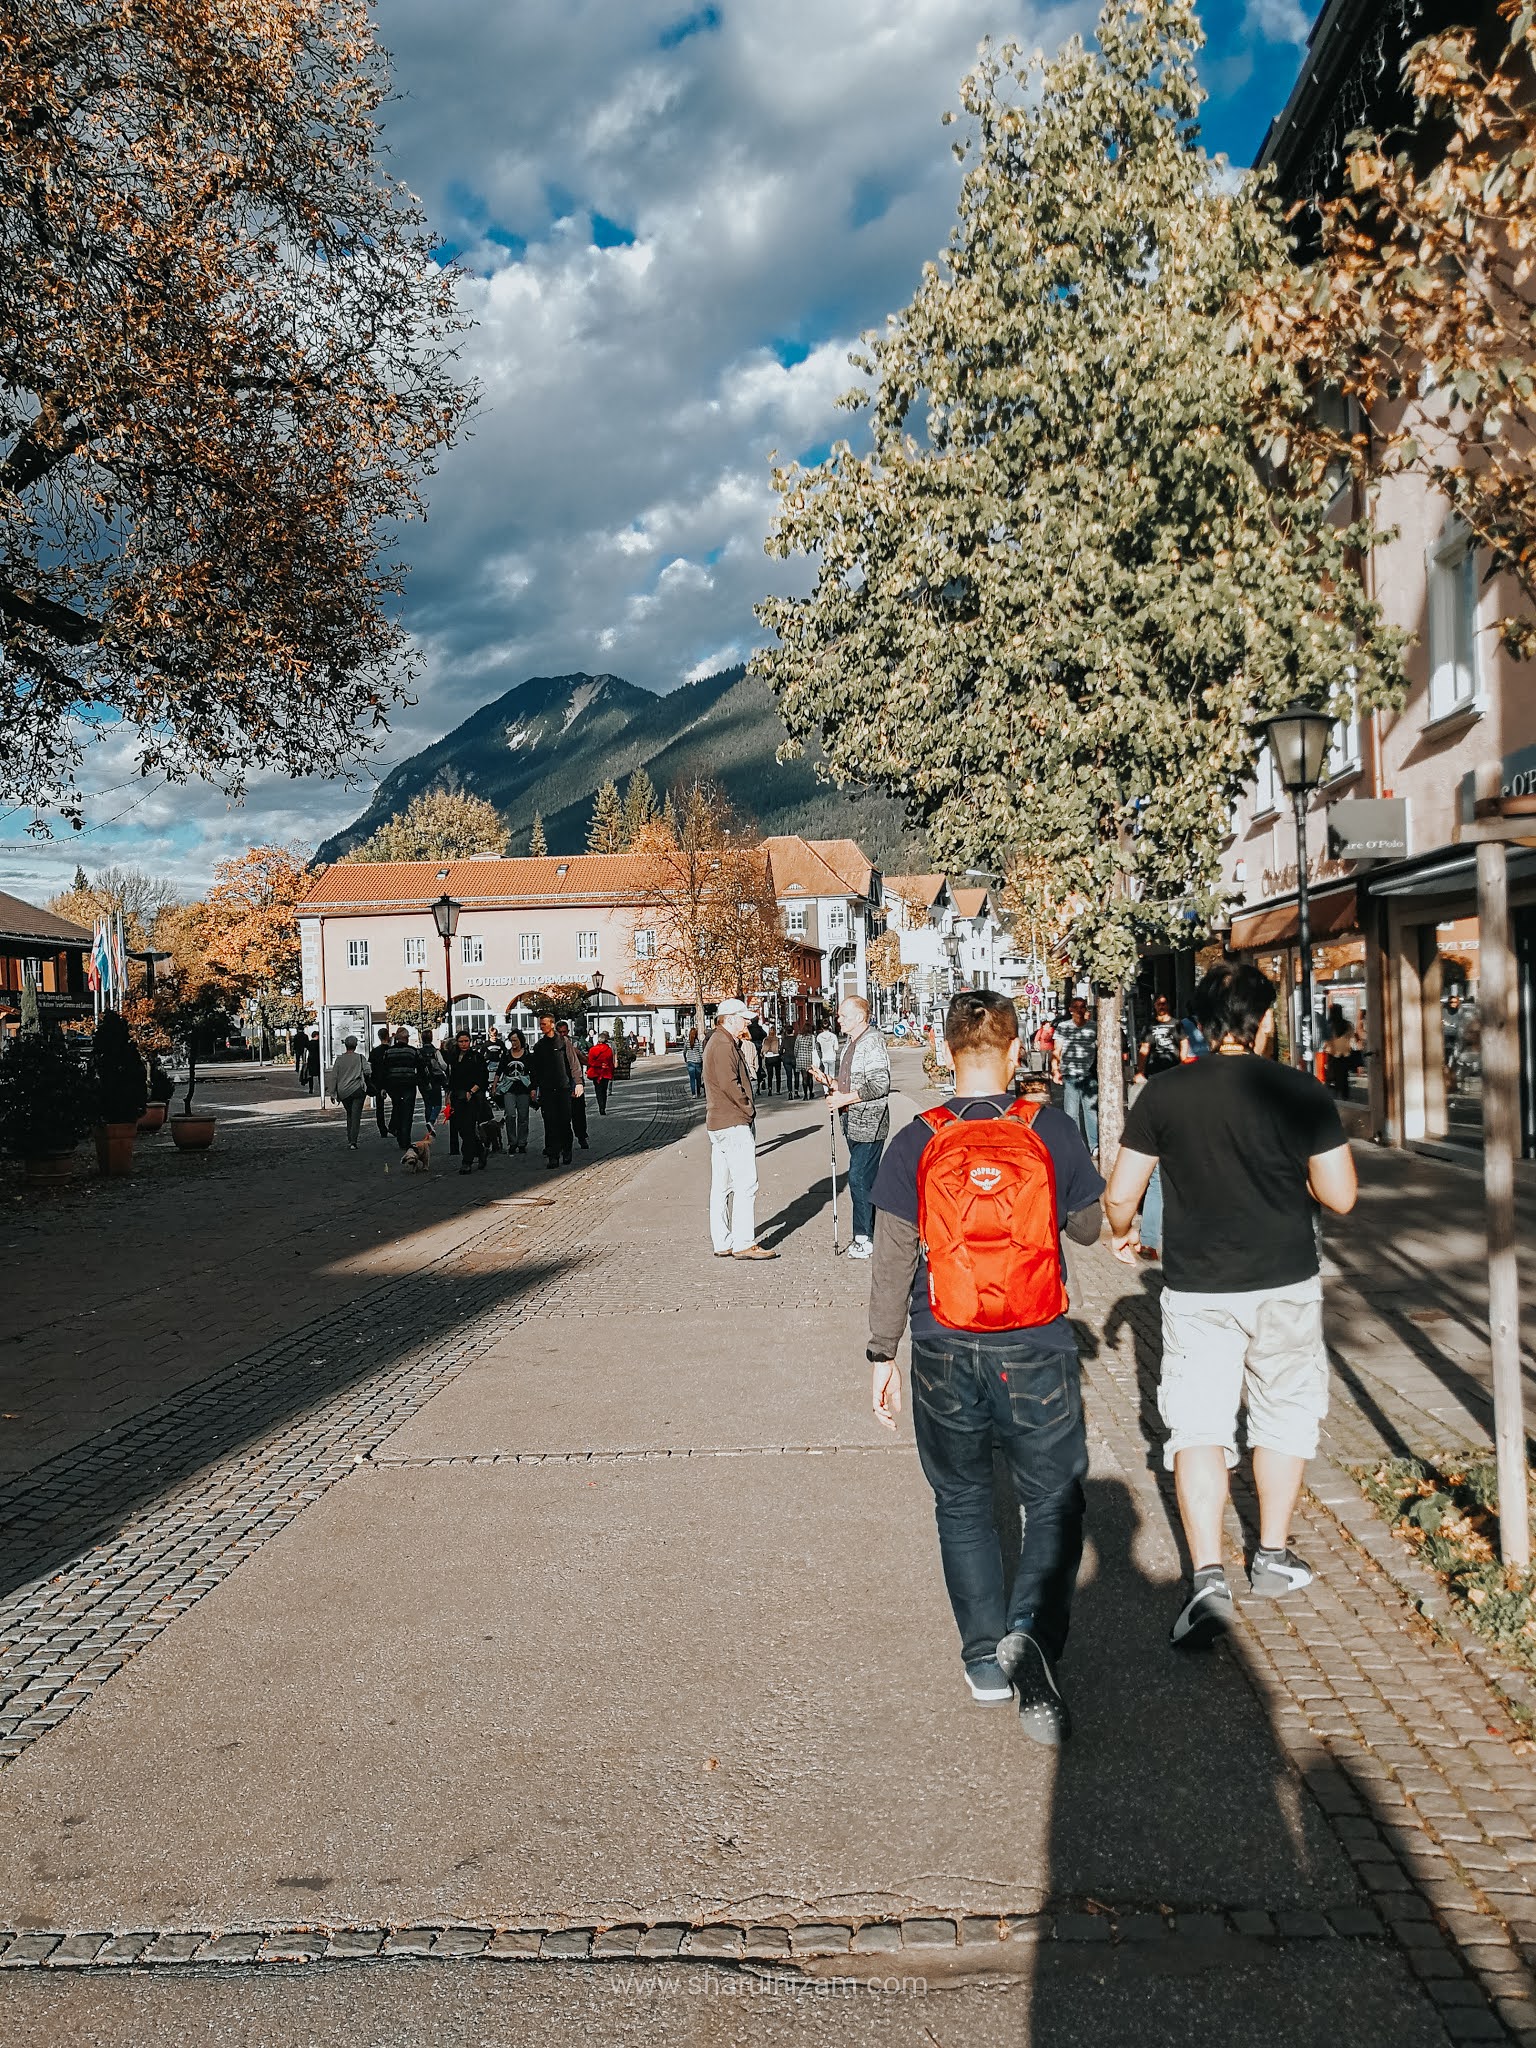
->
<box><xmin>761</xmin><ymin>837</ymin><xmax>881</xmax><ymax>1009</ymax></box>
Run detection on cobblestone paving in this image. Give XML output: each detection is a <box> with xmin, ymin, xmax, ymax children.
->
<box><xmin>0</xmin><ymin>1077</ymin><xmax>689</xmax><ymax>1770</ymax></box>
<box><xmin>1074</xmin><ymin>1242</ymin><xmax>1536</xmax><ymax>2046</ymax></box>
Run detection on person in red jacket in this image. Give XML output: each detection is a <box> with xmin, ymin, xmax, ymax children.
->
<box><xmin>585</xmin><ymin>1032</ymin><xmax>616</xmax><ymax>1115</ymax></box>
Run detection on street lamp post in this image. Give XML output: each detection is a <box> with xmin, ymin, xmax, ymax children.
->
<box><xmin>1260</xmin><ymin>701</ymin><xmax>1335</xmax><ymax>1068</ymax></box>
<box><xmin>432</xmin><ymin>894</ymin><xmax>461</xmax><ymax>1043</ymax></box>
<box><xmin>587</xmin><ymin>968</ymin><xmax>604</xmax><ymax>1040</ymax></box>
<box><xmin>415</xmin><ymin>966</ymin><xmax>426</xmax><ymax>1044</ymax></box>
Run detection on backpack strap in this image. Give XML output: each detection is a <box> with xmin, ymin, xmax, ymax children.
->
<box><xmin>918</xmin><ymin>1104</ymin><xmax>958</xmax><ymax>1133</ymax></box>
<box><xmin>1006</xmin><ymin>1096</ymin><xmax>1045</xmax><ymax>1128</ymax></box>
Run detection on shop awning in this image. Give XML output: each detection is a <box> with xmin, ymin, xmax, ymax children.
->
<box><xmin>1231</xmin><ymin>886</ymin><xmax>1360</xmax><ymax>951</ymax></box>
<box><xmin>1363</xmin><ymin>845</ymin><xmax>1536</xmax><ymax>901</ymax></box>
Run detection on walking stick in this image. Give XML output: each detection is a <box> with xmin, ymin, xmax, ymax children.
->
<box><xmin>829</xmin><ymin>1110</ymin><xmax>841</xmax><ymax>1255</ymax></box>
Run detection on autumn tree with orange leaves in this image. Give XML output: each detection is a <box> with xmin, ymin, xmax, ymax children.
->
<box><xmin>1255</xmin><ymin>1</ymin><xmax>1536</xmax><ymax>658</ymax></box>
<box><xmin>202</xmin><ymin>844</ymin><xmax>311</xmax><ymax>1053</ymax></box>
<box><xmin>0</xmin><ymin>0</ymin><xmax>474</xmax><ymax>828</ymax></box>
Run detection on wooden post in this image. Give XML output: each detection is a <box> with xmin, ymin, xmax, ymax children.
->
<box><xmin>1473</xmin><ymin>764</ymin><xmax>1529</xmax><ymax>1571</ymax></box>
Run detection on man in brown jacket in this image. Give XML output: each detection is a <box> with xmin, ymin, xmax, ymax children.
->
<box><xmin>703</xmin><ymin>999</ymin><xmax>776</xmax><ymax>1259</ymax></box>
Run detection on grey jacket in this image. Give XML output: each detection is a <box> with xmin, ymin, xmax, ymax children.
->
<box><xmin>325</xmin><ymin>1050</ymin><xmax>369</xmax><ymax>1100</ymax></box>
<box><xmin>840</xmin><ymin>1026</ymin><xmax>891</xmax><ymax>1144</ymax></box>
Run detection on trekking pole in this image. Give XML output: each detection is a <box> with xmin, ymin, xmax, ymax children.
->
<box><xmin>829</xmin><ymin>1110</ymin><xmax>840</xmax><ymax>1255</ymax></box>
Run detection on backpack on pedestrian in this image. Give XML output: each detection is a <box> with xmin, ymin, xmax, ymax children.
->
<box><xmin>915</xmin><ymin>1099</ymin><xmax>1068</xmax><ymax>1331</ymax></box>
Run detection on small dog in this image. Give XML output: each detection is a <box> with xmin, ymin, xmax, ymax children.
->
<box><xmin>400</xmin><ymin>1129</ymin><xmax>434</xmax><ymax>1173</ymax></box>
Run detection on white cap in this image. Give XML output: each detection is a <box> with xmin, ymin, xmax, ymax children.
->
<box><xmin>716</xmin><ymin>999</ymin><xmax>751</xmax><ymax>1022</ymax></box>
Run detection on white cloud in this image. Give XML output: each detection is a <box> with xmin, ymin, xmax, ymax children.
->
<box><xmin>1243</xmin><ymin>0</ymin><xmax>1311</xmax><ymax>48</ymax></box>
<box><xmin>2</xmin><ymin>0</ymin><xmax>1096</xmax><ymax>901</ymax></box>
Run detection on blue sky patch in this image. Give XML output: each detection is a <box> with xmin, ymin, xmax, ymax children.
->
<box><xmin>771</xmin><ymin>339</ymin><xmax>811</xmax><ymax>368</ymax></box>
<box><xmin>592</xmin><ymin>212</ymin><xmax>637</xmax><ymax>249</ymax></box>
<box><xmin>658</xmin><ymin>6</ymin><xmax>720</xmax><ymax>50</ymax></box>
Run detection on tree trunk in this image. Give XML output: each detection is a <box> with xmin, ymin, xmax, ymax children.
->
<box><xmin>1096</xmin><ymin>986</ymin><xmax>1124</xmax><ymax>1172</ymax></box>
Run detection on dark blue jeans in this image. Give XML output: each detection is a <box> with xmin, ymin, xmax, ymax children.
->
<box><xmin>910</xmin><ymin>1337</ymin><xmax>1088</xmax><ymax>1669</ymax></box>
<box><xmin>845</xmin><ymin>1135</ymin><xmax>884</xmax><ymax>1242</ymax></box>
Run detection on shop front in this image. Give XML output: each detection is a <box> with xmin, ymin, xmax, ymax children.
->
<box><xmin>1229</xmin><ymin>885</ymin><xmax>1371</xmax><ymax>1125</ymax></box>
<box><xmin>1363</xmin><ymin>847</ymin><xmax>1536</xmax><ymax>1159</ymax></box>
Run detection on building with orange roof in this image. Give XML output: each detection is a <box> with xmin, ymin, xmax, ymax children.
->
<box><xmin>295</xmin><ymin>853</ymin><xmax>823</xmax><ymax>1056</ymax></box>
<box><xmin>761</xmin><ymin>836</ymin><xmax>882</xmax><ymax>1008</ymax></box>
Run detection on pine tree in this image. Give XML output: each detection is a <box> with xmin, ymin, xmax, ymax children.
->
<box><xmin>621</xmin><ymin>766</ymin><xmax>658</xmax><ymax>846</ymax></box>
<box><xmin>72</xmin><ymin>865</ymin><xmax>88</xmax><ymax>892</ymax></box>
<box><xmin>586</xmin><ymin>779</ymin><xmax>625</xmax><ymax>853</ymax></box>
<box><xmin>755</xmin><ymin>0</ymin><xmax>1403</xmax><ymax>1160</ymax></box>
<box><xmin>528</xmin><ymin>811</ymin><xmax>548</xmax><ymax>857</ymax></box>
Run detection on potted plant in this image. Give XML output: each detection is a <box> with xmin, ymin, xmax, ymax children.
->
<box><xmin>0</xmin><ymin>1025</ymin><xmax>93</xmax><ymax>1186</ymax></box>
<box><xmin>612</xmin><ymin>1019</ymin><xmax>634</xmax><ymax>1080</ymax></box>
<box><xmin>142</xmin><ymin>969</ymin><xmax>231</xmax><ymax>1151</ymax></box>
<box><xmin>90</xmin><ymin>1009</ymin><xmax>148</xmax><ymax>1174</ymax></box>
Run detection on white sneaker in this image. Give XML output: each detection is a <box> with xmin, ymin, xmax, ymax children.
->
<box><xmin>847</xmin><ymin>1236</ymin><xmax>873</xmax><ymax>1260</ymax></box>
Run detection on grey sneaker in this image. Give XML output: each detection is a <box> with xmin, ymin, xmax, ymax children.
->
<box><xmin>1249</xmin><ymin>1547</ymin><xmax>1314</xmax><ymax>1598</ymax></box>
<box><xmin>963</xmin><ymin>1657</ymin><xmax>1014</xmax><ymax>1705</ymax></box>
<box><xmin>997</xmin><ymin>1630</ymin><xmax>1070</xmax><ymax>1745</ymax></box>
<box><xmin>1171</xmin><ymin>1574</ymin><xmax>1233</xmax><ymax>1649</ymax></box>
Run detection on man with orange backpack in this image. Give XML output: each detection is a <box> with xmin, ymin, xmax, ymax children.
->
<box><xmin>867</xmin><ymin>990</ymin><xmax>1103</xmax><ymax>1744</ymax></box>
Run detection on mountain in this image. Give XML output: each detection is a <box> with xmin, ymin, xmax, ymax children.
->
<box><xmin>316</xmin><ymin>666</ymin><xmax>931</xmax><ymax>870</ymax></box>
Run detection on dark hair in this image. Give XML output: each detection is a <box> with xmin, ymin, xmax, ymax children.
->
<box><xmin>944</xmin><ymin>988</ymin><xmax>1019</xmax><ymax>1056</ymax></box>
<box><xmin>506</xmin><ymin>1030</ymin><xmax>526</xmax><ymax>1054</ymax></box>
<box><xmin>1191</xmin><ymin>963</ymin><xmax>1275</xmax><ymax>1050</ymax></box>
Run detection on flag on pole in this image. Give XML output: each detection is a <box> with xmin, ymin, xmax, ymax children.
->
<box><xmin>111</xmin><ymin>910</ymin><xmax>128</xmax><ymax>1004</ymax></box>
<box><xmin>87</xmin><ymin>919</ymin><xmax>106</xmax><ymax>995</ymax></box>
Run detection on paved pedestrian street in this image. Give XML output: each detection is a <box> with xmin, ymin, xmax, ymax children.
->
<box><xmin>0</xmin><ymin>1054</ymin><xmax>1533</xmax><ymax>2045</ymax></box>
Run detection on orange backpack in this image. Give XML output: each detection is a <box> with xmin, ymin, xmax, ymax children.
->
<box><xmin>915</xmin><ymin>1099</ymin><xmax>1068</xmax><ymax>1332</ymax></box>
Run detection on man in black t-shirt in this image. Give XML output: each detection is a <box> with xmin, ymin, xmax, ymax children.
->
<box><xmin>869</xmin><ymin>991</ymin><xmax>1104</xmax><ymax>1743</ymax></box>
<box><xmin>1105</xmin><ymin>964</ymin><xmax>1357</xmax><ymax>1650</ymax></box>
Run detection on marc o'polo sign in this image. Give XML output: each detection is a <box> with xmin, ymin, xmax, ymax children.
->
<box><xmin>1327</xmin><ymin>798</ymin><xmax>1408</xmax><ymax>863</ymax></box>
<box><xmin>1459</xmin><ymin>743</ymin><xmax>1536</xmax><ymax>823</ymax></box>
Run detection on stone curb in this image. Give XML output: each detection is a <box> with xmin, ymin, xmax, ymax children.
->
<box><xmin>0</xmin><ymin>1904</ymin><xmax>1394</xmax><ymax>1972</ymax></box>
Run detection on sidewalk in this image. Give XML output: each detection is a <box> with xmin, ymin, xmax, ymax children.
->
<box><xmin>0</xmin><ymin>1055</ymin><xmax>1531</xmax><ymax>2044</ymax></box>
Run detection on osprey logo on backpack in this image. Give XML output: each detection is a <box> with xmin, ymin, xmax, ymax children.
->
<box><xmin>916</xmin><ymin>1098</ymin><xmax>1068</xmax><ymax>1332</ymax></box>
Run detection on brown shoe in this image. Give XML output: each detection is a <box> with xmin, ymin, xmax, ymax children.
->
<box><xmin>731</xmin><ymin>1244</ymin><xmax>779</xmax><ymax>1260</ymax></box>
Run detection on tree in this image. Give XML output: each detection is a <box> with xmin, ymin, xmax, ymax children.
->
<box><xmin>201</xmin><ymin>844</ymin><xmax>310</xmax><ymax>1056</ymax></box>
<box><xmin>351</xmin><ymin>787</ymin><xmax>510</xmax><ymax>863</ymax></box>
<box><xmin>586</xmin><ymin>779</ymin><xmax>625</xmax><ymax>854</ymax></box>
<box><xmin>0</xmin><ymin>0</ymin><xmax>474</xmax><ymax>829</ymax></box>
<box><xmin>621</xmin><ymin>766</ymin><xmax>659</xmax><ymax>845</ymax></box>
<box><xmin>1257</xmin><ymin>1</ymin><xmax>1536</xmax><ymax>658</ymax></box>
<box><xmin>48</xmin><ymin>864</ymin><xmax>179</xmax><ymax>950</ymax></box>
<box><xmin>867</xmin><ymin>927</ymin><xmax>906</xmax><ymax>1018</ymax></box>
<box><xmin>630</xmin><ymin>781</ymin><xmax>766</xmax><ymax>1032</ymax></box>
<box><xmin>755</xmin><ymin>0</ymin><xmax>1403</xmax><ymax>1161</ymax></box>
<box><xmin>384</xmin><ymin>986</ymin><xmax>446</xmax><ymax>1031</ymax></box>
<box><xmin>528</xmin><ymin>812</ymin><xmax>548</xmax><ymax>857</ymax></box>
<box><xmin>713</xmin><ymin>841</ymin><xmax>791</xmax><ymax>1002</ymax></box>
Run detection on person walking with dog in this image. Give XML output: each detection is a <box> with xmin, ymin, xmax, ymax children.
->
<box><xmin>704</xmin><ymin>999</ymin><xmax>775</xmax><ymax>1258</ymax></box>
<box><xmin>529</xmin><ymin>1012</ymin><xmax>574</xmax><ymax>1167</ymax></box>
<box><xmin>448</xmin><ymin>1027</ymin><xmax>491</xmax><ymax>1174</ymax></box>
<box><xmin>868</xmin><ymin>990</ymin><xmax>1103</xmax><ymax>1743</ymax></box>
<box><xmin>379</xmin><ymin>1026</ymin><xmax>426</xmax><ymax>1154</ymax></box>
<box><xmin>325</xmin><ymin>1034</ymin><xmax>370</xmax><ymax>1149</ymax></box>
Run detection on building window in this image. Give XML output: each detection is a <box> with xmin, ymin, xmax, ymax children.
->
<box><xmin>1428</xmin><ymin>520</ymin><xmax>1480</xmax><ymax>718</ymax></box>
<box><xmin>519</xmin><ymin>932</ymin><xmax>541</xmax><ymax>965</ymax></box>
<box><xmin>577</xmin><ymin>930</ymin><xmax>599</xmax><ymax>962</ymax></box>
<box><xmin>348</xmin><ymin>938</ymin><xmax>369</xmax><ymax>969</ymax></box>
<box><xmin>404</xmin><ymin>936</ymin><xmax>426</xmax><ymax>968</ymax></box>
<box><xmin>461</xmin><ymin>935</ymin><xmax>484</xmax><ymax>966</ymax></box>
<box><xmin>1328</xmin><ymin>686</ymin><xmax>1362</xmax><ymax>779</ymax></box>
<box><xmin>786</xmin><ymin>905</ymin><xmax>807</xmax><ymax>936</ymax></box>
<box><xmin>634</xmin><ymin>927</ymin><xmax>655</xmax><ymax>960</ymax></box>
<box><xmin>1254</xmin><ymin>743</ymin><xmax>1280</xmax><ymax>816</ymax></box>
<box><xmin>826</xmin><ymin>905</ymin><xmax>846</xmax><ymax>934</ymax></box>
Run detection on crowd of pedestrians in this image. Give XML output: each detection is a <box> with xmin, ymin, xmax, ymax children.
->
<box><xmin>315</xmin><ymin>1013</ymin><xmax>620</xmax><ymax>1175</ymax></box>
<box><xmin>691</xmin><ymin>965</ymin><xmax>1357</xmax><ymax>1754</ymax></box>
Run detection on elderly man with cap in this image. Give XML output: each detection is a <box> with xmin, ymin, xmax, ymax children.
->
<box><xmin>325</xmin><ymin>1033</ymin><xmax>371</xmax><ymax>1150</ymax></box>
<box><xmin>703</xmin><ymin>999</ymin><xmax>777</xmax><ymax>1259</ymax></box>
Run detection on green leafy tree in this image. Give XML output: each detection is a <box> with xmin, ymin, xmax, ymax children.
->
<box><xmin>586</xmin><ymin>779</ymin><xmax>625</xmax><ymax>853</ymax></box>
<box><xmin>528</xmin><ymin>811</ymin><xmax>548</xmax><ymax>857</ymax></box>
<box><xmin>384</xmin><ymin>985</ymin><xmax>445</xmax><ymax>1030</ymax></box>
<box><xmin>621</xmin><ymin>765</ymin><xmax>658</xmax><ymax>845</ymax></box>
<box><xmin>755</xmin><ymin>0</ymin><xmax>1403</xmax><ymax>1159</ymax></box>
<box><xmin>351</xmin><ymin>787</ymin><xmax>509</xmax><ymax>863</ymax></box>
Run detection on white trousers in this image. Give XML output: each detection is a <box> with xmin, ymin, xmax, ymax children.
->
<box><xmin>709</xmin><ymin>1124</ymin><xmax>758</xmax><ymax>1253</ymax></box>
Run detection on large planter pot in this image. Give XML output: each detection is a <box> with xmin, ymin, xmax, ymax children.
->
<box><xmin>170</xmin><ymin>1114</ymin><xmax>217</xmax><ymax>1152</ymax></box>
<box><xmin>95</xmin><ymin>1121</ymin><xmax>139</xmax><ymax>1176</ymax></box>
<box><xmin>23</xmin><ymin>1150</ymin><xmax>76</xmax><ymax>1188</ymax></box>
<box><xmin>137</xmin><ymin>1103</ymin><xmax>167</xmax><ymax>1135</ymax></box>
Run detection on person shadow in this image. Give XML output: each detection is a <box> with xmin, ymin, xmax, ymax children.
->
<box><xmin>988</xmin><ymin>1458</ymin><xmax>1464</xmax><ymax>2045</ymax></box>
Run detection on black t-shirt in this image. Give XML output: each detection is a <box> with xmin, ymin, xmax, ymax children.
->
<box><xmin>1141</xmin><ymin>1019</ymin><xmax>1181</xmax><ymax>1076</ymax></box>
<box><xmin>1121</xmin><ymin>1054</ymin><xmax>1348</xmax><ymax>1293</ymax></box>
<box><xmin>872</xmin><ymin>1096</ymin><xmax>1104</xmax><ymax>1354</ymax></box>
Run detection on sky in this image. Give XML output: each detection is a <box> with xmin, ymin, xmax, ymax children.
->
<box><xmin>0</xmin><ymin>0</ymin><xmax>1319</xmax><ymax>906</ymax></box>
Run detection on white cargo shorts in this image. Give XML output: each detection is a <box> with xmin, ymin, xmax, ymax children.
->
<box><xmin>1157</xmin><ymin>1275</ymin><xmax>1328</xmax><ymax>1471</ymax></box>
